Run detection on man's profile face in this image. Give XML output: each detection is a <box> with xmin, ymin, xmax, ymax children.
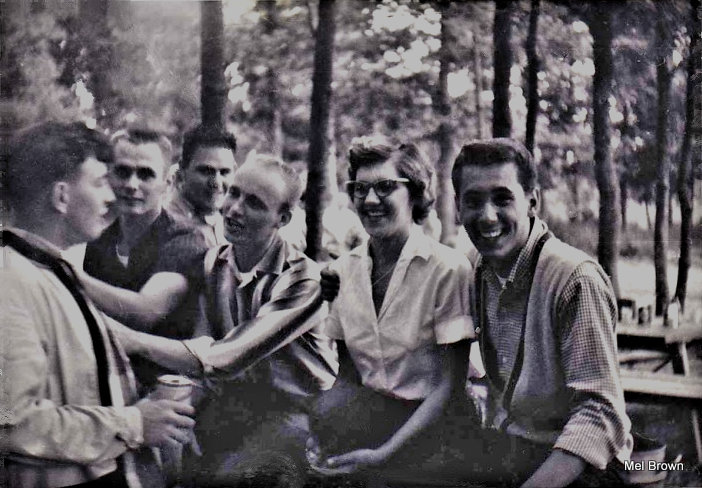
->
<box><xmin>110</xmin><ymin>141</ymin><xmax>168</xmax><ymax>218</ymax></box>
<box><xmin>221</xmin><ymin>166</ymin><xmax>289</xmax><ymax>250</ymax></box>
<box><xmin>456</xmin><ymin>161</ymin><xmax>537</xmax><ymax>275</ymax></box>
<box><xmin>181</xmin><ymin>145</ymin><xmax>236</xmax><ymax>214</ymax></box>
<box><xmin>64</xmin><ymin>157</ymin><xmax>116</xmax><ymax>245</ymax></box>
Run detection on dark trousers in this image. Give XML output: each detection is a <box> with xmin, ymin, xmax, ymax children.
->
<box><xmin>309</xmin><ymin>379</ymin><xmax>478</xmax><ymax>468</ymax></box>
<box><xmin>310</xmin><ymin>380</ymin><xmax>625</xmax><ymax>487</ymax></box>
<box><xmin>187</xmin><ymin>382</ymin><xmax>310</xmax><ymax>488</ymax></box>
<box><xmin>65</xmin><ymin>470</ymin><xmax>127</xmax><ymax>488</ymax></box>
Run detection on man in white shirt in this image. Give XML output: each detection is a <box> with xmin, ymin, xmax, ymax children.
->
<box><xmin>1</xmin><ymin>122</ymin><xmax>195</xmax><ymax>488</ymax></box>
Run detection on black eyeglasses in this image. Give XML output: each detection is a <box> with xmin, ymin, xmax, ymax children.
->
<box><xmin>112</xmin><ymin>164</ymin><xmax>157</xmax><ymax>181</ymax></box>
<box><xmin>345</xmin><ymin>178</ymin><xmax>409</xmax><ymax>200</ymax></box>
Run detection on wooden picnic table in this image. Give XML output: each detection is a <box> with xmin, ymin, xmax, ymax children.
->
<box><xmin>616</xmin><ymin>315</ymin><xmax>702</xmax><ymax>464</ymax></box>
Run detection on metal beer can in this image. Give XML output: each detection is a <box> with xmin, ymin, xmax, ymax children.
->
<box><xmin>152</xmin><ymin>374</ymin><xmax>194</xmax><ymax>404</ymax></box>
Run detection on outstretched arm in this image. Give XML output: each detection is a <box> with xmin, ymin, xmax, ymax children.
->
<box><xmin>185</xmin><ymin>274</ymin><xmax>325</xmax><ymax>377</ymax></box>
<box><xmin>78</xmin><ymin>269</ymin><xmax>189</xmax><ymax>330</ymax></box>
<box><xmin>108</xmin><ymin>318</ymin><xmax>201</xmax><ymax>376</ymax></box>
<box><xmin>113</xmin><ymin>268</ymin><xmax>326</xmax><ymax>380</ymax></box>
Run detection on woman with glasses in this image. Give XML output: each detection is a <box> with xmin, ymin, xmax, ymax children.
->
<box><xmin>307</xmin><ymin>136</ymin><xmax>476</xmax><ymax>480</ymax></box>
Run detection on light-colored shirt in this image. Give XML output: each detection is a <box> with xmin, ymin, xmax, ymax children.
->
<box><xmin>165</xmin><ymin>190</ymin><xmax>226</xmax><ymax>247</ymax></box>
<box><xmin>1</xmin><ymin>229</ymin><xmax>148</xmax><ymax>488</ymax></box>
<box><xmin>325</xmin><ymin>225</ymin><xmax>474</xmax><ymax>401</ymax></box>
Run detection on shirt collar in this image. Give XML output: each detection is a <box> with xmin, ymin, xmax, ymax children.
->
<box><xmin>505</xmin><ymin>217</ymin><xmax>549</xmax><ymax>286</ymax></box>
<box><xmin>480</xmin><ymin>217</ymin><xmax>549</xmax><ymax>289</ymax></box>
<box><xmin>6</xmin><ymin>227</ymin><xmax>64</xmax><ymax>259</ymax></box>
<box><xmin>222</xmin><ymin>234</ymin><xmax>286</xmax><ymax>284</ymax></box>
<box><xmin>349</xmin><ymin>224</ymin><xmax>432</xmax><ymax>262</ymax></box>
<box><xmin>169</xmin><ymin>190</ymin><xmax>220</xmax><ymax>226</ymax></box>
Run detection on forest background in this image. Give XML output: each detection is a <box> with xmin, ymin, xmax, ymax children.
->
<box><xmin>1</xmin><ymin>0</ymin><xmax>701</xmax><ymax>324</ymax></box>
<box><xmin>3</xmin><ymin>0</ymin><xmax>702</xmax><ymax>480</ymax></box>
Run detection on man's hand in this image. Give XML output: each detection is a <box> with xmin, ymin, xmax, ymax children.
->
<box><xmin>135</xmin><ymin>398</ymin><xmax>196</xmax><ymax>449</ymax></box>
<box><xmin>320</xmin><ymin>267</ymin><xmax>340</xmax><ymax>302</ymax></box>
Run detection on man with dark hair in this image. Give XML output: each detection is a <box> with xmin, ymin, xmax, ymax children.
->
<box><xmin>451</xmin><ymin>138</ymin><xmax>632</xmax><ymax>487</ymax></box>
<box><xmin>82</xmin><ymin>127</ymin><xmax>207</xmax><ymax>390</ymax></box>
<box><xmin>166</xmin><ymin>124</ymin><xmax>238</xmax><ymax>246</ymax></box>
<box><xmin>1</xmin><ymin>122</ymin><xmax>195</xmax><ymax>488</ymax></box>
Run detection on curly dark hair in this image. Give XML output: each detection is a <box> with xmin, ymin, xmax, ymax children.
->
<box><xmin>347</xmin><ymin>135</ymin><xmax>435</xmax><ymax>223</ymax></box>
<box><xmin>180</xmin><ymin>124</ymin><xmax>237</xmax><ymax>169</ymax></box>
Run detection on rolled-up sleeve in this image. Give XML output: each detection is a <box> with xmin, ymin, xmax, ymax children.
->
<box><xmin>183</xmin><ymin>274</ymin><xmax>325</xmax><ymax>378</ymax></box>
<box><xmin>433</xmin><ymin>255</ymin><xmax>475</xmax><ymax>345</ymax></box>
<box><xmin>552</xmin><ymin>263</ymin><xmax>632</xmax><ymax>469</ymax></box>
<box><xmin>1</xmin><ymin>287</ymin><xmax>142</xmax><ymax>464</ymax></box>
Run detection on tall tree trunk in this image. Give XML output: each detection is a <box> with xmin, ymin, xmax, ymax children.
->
<box><xmin>0</xmin><ymin>1</ymin><xmax>10</xmax><ymax>102</ymax></box>
<box><xmin>472</xmin><ymin>34</ymin><xmax>485</xmax><ymax>139</ymax></box>
<box><xmin>260</xmin><ymin>0</ymin><xmax>283</xmax><ymax>156</ymax></box>
<box><xmin>492</xmin><ymin>0</ymin><xmax>513</xmax><ymax>138</ymax></box>
<box><xmin>645</xmin><ymin>188</ymin><xmax>653</xmax><ymax>230</ymax></box>
<box><xmin>590</xmin><ymin>5</ymin><xmax>621</xmax><ymax>298</ymax></box>
<box><xmin>653</xmin><ymin>3</ymin><xmax>673</xmax><ymax>316</ymax></box>
<box><xmin>525</xmin><ymin>0</ymin><xmax>541</xmax><ymax>154</ymax></box>
<box><xmin>620</xmin><ymin>178</ymin><xmax>628</xmax><ymax>231</ymax></box>
<box><xmin>201</xmin><ymin>0</ymin><xmax>226</xmax><ymax>127</ymax></box>
<box><xmin>436</xmin><ymin>2</ymin><xmax>456</xmax><ymax>245</ymax></box>
<box><xmin>80</xmin><ymin>0</ymin><xmax>111</xmax><ymax>127</ymax></box>
<box><xmin>668</xmin><ymin>178</ymin><xmax>674</xmax><ymax>227</ymax></box>
<box><xmin>305</xmin><ymin>0</ymin><xmax>336</xmax><ymax>260</ymax></box>
<box><xmin>674</xmin><ymin>0</ymin><xmax>701</xmax><ymax>311</ymax></box>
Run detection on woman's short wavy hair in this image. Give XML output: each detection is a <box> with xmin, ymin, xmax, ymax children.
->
<box><xmin>347</xmin><ymin>135</ymin><xmax>436</xmax><ymax>223</ymax></box>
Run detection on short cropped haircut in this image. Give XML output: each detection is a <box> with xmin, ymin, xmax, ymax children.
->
<box><xmin>452</xmin><ymin>138</ymin><xmax>537</xmax><ymax>194</ymax></box>
<box><xmin>110</xmin><ymin>127</ymin><xmax>173</xmax><ymax>166</ymax></box>
<box><xmin>181</xmin><ymin>124</ymin><xmax>237</xmax><ymax>169</ymax></box>
<box><xmin>244</xmin><ymin>154</ymin><xmax>303</xmax><ymax>214</ymax></box>
<box><xmin>7</xmin><ymin>122</ymin><xmax>113</xmax><ymax>208</ymax></box>
<box><xmin>348</xmin><ymin>135</ymin><xmax>435</xmax><ymax>223</ymax></box>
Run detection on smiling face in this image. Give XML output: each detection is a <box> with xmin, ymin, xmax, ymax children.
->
<box><xmin>221</xmin><ymin>166</ymin><xmax>290</xmax><ymax>251</ymax></box>
<box><xmin>64</xmin><ymin>157</ymin><xmax>116</xmax><ymax>245</ymax></box>
<box><xmin>181</xmin><ymin>146</ymin><xmax>237</xmax><ymax>214</ymax></box>
<box><xmin>352</xmin><ymin>160</ymin><xmax>413</xmax><ymax>242</ymax></box>
<box><xmin>455</xmin><ymin>161</ymin><xmax>538</xmax><ymax>275</ymax></box>
<box><xmin>110</xmin><ymin>141</ymin><xmax>168</xmax><ymax>219</ymax></box>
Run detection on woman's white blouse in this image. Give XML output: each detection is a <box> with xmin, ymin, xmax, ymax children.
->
<box><xmin>325</xmin><ymin>225</ymin><xmax>474</xmax><ymax>400</ymax></box>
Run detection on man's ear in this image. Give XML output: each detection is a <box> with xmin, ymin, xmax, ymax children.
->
<box><xmin>50</xmin><ymin>181</ymin><xmax>71</xmax><ymax>214</ymax></box>
<box><xmin>454</xmin><ymin>194</ymin><xmax>462</xmax><ymax>225</ymax></box>
<box><xmin>277</xmin><ymin>207</ymin><xmax>292</xmax><ymax>228</ymax></box>
<box><xmin>528</xmin><ymin>188</ymin><xmax>541</xmax><ymax>217</ymax></box>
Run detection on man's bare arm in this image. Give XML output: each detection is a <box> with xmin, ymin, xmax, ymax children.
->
<box><xmin>78</xmin><ymin>270</ymin><xmax>188</xmax><ymax>330</ymax></box>
<box><xmin>108</xmin><ymin>318</ymin><xmax>202</xmax><ymax>376</ymax></box>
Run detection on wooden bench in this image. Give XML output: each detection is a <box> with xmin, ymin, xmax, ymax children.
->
<box><xmin>620</xmin><ymin>370</ymin><xmax>702</xmax><ymax>400</ymax></box>
<box><xmin>617</xmin><ymin>317</ymin><xmax>702</xmax><ymax>464</ymax></box>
